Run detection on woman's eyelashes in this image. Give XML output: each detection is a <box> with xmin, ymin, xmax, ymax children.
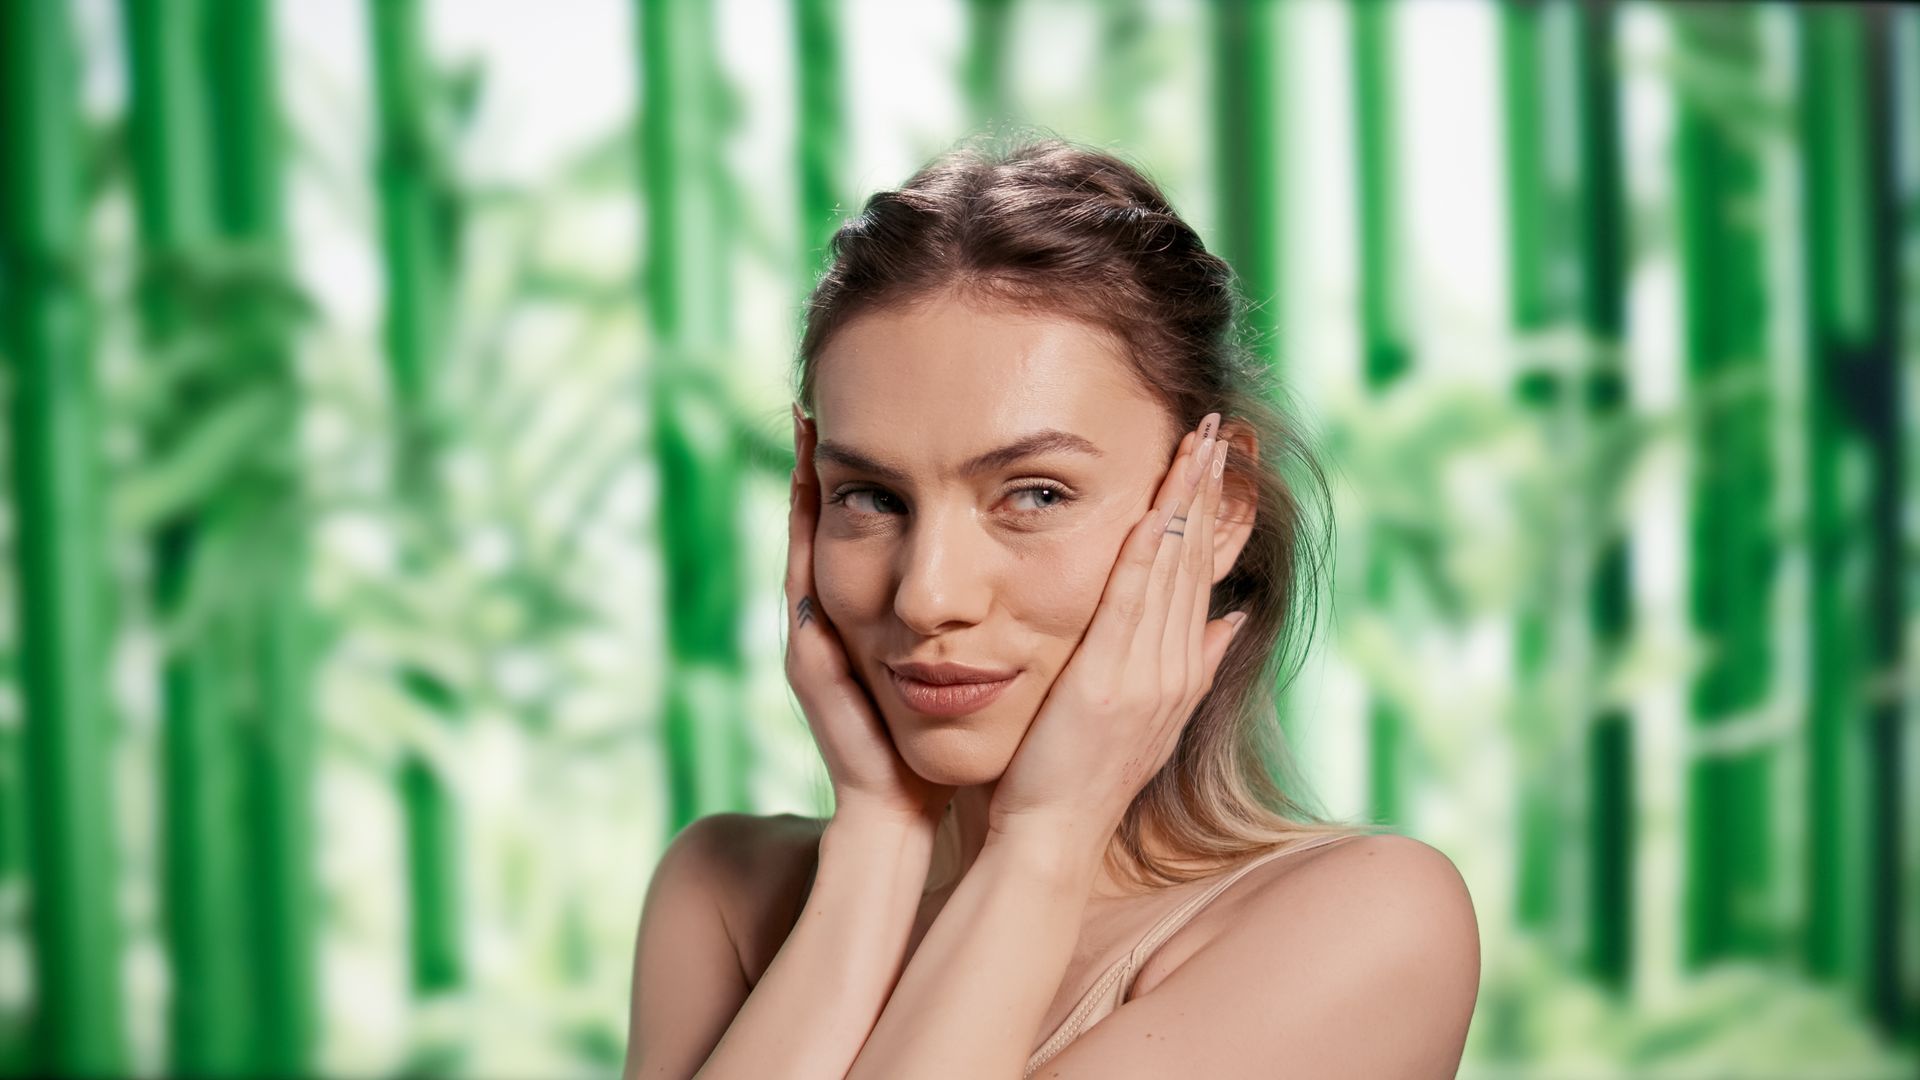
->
<box><xmin>825</xmin><ymin>480</ymin><xmax>1078</xmax><ymax>519</ymax></box>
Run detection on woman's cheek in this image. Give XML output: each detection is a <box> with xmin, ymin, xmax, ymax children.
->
<box><xmin>812</xmin><ymin>541</ymin><xmax>878</xmax><ymax>627</ymax></box>
<box><xmin>1020</xmin><ymin>537</ymin><xmax>1115</xmax><ymax>637</ymax></box>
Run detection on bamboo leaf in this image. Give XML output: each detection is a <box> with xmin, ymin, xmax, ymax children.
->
<box><xmin>114</xmin><ymin>388</ymin><xmax>289</xmax><ymax>531</ymax></box>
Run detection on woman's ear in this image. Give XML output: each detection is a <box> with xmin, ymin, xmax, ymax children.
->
<box><xmin>1210</xmin><ymin>424</ymin><xmax>1258</xmax><ymax>586</ymax></box>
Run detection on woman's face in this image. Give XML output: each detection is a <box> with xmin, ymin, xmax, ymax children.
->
<box><xmin>808</xmin><ymin>289</ymin><xmax>1191</xmax><ymax>787</ymax></box>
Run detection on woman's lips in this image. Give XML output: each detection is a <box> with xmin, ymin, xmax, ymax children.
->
<box><xmin>887</xmin><ymin>667</ymin><xmax>1017</xmax><ymax>717</ymax></box>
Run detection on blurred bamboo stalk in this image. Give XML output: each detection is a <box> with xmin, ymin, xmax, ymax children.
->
<box><xmin>1211</xmin><ymin>0</ymin><xmax>1295</xmax><ymax>745</ymax></box>
<box><xmin>203</xmin><ymin>0</ymin><xmax>318</xmax><ymax>1070</ymax></box>
<box><xmin>1894</xmin><ymin>12</ymin><xmax>1920</xmax><ymax>1047</ymax></box>
<box><xmin>0</xmin><ymin>0</ymin><xmax>126</xmax><ymax>1074</ymax></box>
<box><xmin>1212</xmin><ymin>0</ymin><xmax>1285</xmax><ymax>368</ymax></box>
<box><xmin>795</xmin><ymin>0</ymin><xmax>847</xmax><ymax>289</ymax></box>
<box><xmin>368</xmin><ymin>0</ymin><xmax>468</xmax><ymax>1000</ymax></box>
<box><xmin>1571</xmin><ymin>0</ymin><xmax>1632</xmax><ymax>994</ymax></box>
<box><xmin>964</xmin><ymin>0</ymin><xmax>1014</xmax><ymax>132</ymax></box>
<box><xmin>636</xmin><ymin>0</ymin><xmax>754</xmax><ymax>830</ymax></box>
<box><xmin>1500</xmin><ymin>0</ymin><xmax>1565</xmax><ymax>952</ymax></box>
<box><xmin>1349</xmin><ymin>0</ymin><xmax>1412</xmax><ymax>828</ymax></box>
<box><xmin>1670</xmin><ymin>1</ymin><xmax>1779</xmax><ymax>968</ymax></box>
<box><xmin>1795</xmin><ymin>0</ymin><xmax>1908</xmax><ymax>1038</ymax></box>
<box><xmin>1095</xmin><ymin>0</ymin><xmax>1150</xmax><ymax>145</ymax></box>
<box><xmin>119</xmin><ymin>0</ymin><xmax>252</xmax><ymax>1070</ymax></box>
<box><xmin>1501</xmin><ymin>0</ymin><xmax>1640</xmax><ymax>1001</ymax></box>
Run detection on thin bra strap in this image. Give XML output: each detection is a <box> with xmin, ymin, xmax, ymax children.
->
<box><xmin>1124</xmin><ymin>832</ymin><xmax>1361</xmax><ymax>967</ymax></box>
<box><xmin>1022</xmin><ymin>833</ymin><xmax>1367</xmax><ymax>1078</ymax></box>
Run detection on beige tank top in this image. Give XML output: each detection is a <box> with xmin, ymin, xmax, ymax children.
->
<box><xmin>1022</xmin><ymin>832</ymin><xmax>1361</xmax><ymax>1078</ymax></box>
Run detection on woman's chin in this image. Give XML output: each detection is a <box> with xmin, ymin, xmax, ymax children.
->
<box><xmin>892</xmin><ymin>725</ymin><xmax>1017</xmax><ymax>787</ymax></box>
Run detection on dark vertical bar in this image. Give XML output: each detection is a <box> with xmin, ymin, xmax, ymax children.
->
<box><xmin>1894</xmin><ymin>7</ymin><xmax>1920</xmax><ymax>1047</ymax></box>
<box><xmin>1856</xmin><ymin>6</ymin><xmax>1907</xmax><ymax>1041</ymax></box>
<box><xmin>1573</xmin><ymin>0</ymin><xmax>1633</xmax><ymax>993</ymax></box>
<box><xmin>1799</xmin><ymin>0</ymin><xmax>1907</xmax><ymax>1038</ymax></box>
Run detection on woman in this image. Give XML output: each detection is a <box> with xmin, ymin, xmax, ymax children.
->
<box><xmin>624</xmin><ymin>137</ymin><xmax>1480</xmax><ymax>1080</ymax></box>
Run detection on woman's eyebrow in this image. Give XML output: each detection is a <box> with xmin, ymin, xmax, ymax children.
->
<box><xmin>811</xmin><ymin>429</ymin><xmax>1103</xmax><ymax>484</ymax></box>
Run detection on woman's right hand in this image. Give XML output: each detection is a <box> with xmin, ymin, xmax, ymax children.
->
<box><xmin>785</xmin><ymin>404</ymin><xmax>956</xmax><ymax>829</ymax></box>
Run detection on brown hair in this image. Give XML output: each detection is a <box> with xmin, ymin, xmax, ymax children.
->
<box><xmin>792</xmin><ymin>132</ymin><xmax>1386</xmax><ymax>888</ymax></box>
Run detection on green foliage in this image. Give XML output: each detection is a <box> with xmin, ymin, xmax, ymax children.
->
<box><xmin>1470</xmin><ymin>937</ymin><xmax>1913</xmax><ymax>1077</ymax></box>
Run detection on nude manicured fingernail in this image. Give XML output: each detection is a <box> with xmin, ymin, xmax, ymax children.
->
<box><xmin>1189</xmin><ymin>414</ymin><xmax>1220</xmax><ymax>483</ymax></box>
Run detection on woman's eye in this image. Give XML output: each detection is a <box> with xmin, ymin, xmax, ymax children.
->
<box><xmin>831</xmin><ymin>487</ymin><xmax>905</xmax><ymax>515</ymax></box>
<box><xmin>826</xmin><ymin>482</ymin><xmax>1073</xmax><ymax>517</ymax></box>
<box><xmin>1006</xmin><ymin>483</ymin><xmax>1070</xmax><ymax>512</ymax></box>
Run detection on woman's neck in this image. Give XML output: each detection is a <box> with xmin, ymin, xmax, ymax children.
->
<box><xmin>926</xmin><ymin>783</ymin><xmax>1150</xmax><ymax>902</ymax></box>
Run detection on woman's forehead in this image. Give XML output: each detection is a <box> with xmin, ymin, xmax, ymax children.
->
<box><xmin>813</xmin><ymin>298</ymin><xmax>1167</xmax><ymax>450</ymax></box>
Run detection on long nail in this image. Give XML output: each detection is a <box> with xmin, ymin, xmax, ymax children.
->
<box><xmin>1190</xmin><ymin>413</ymin><xmax>1220</xmax><ymax>483</ymax></box>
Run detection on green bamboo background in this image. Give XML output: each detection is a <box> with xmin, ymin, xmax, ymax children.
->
<box><xmin>0</xmin><ymin>0</ymin><xmax>1915</xmax><ymax>1077</ymax></box>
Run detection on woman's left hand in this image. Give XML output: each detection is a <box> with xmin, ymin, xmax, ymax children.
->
<box><xmin>988</xmin><ymin>411</ymin><xmax>1249</xmax><ymax>845</ymax></box>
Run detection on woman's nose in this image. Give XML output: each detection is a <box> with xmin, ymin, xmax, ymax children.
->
<box><xmin>891</xmin><ymin>508</ymin><xmax>994</xmax><ymax>635</ymax></box>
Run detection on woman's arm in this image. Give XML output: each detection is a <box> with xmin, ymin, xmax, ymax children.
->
<box><xmin>623</xmin><ymin>814</ymin><xmax>755</xmax><ymax>1080</ymax></box>
<box><xmin>843</xmin><ymin>821</ymin><xmax>1102</xmax><ymax>1080</ymax></box>
<box><xmin>691</xmin><ymin>811</ymin><xmax>939</xmax><ymax>1080</ymax></box>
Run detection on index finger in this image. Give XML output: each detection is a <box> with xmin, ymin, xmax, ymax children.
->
<box><xmin>786</xmin><ymin>405</ymin><xmax>823</xmax><ymax>629</ymax></box>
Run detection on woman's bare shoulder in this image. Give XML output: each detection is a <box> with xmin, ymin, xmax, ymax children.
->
<box><xmin>684</xmin><ymin>812</ymin><xmax>829</xmax><ymax>985</ymax></box>
<box><xmin>675</xmin><ymin>811</ymin><xmax>826</xmax><ymax>881</ymax></box>
<box><xmin>1255</xmin><ymin>834</ymin><xmax>1477</xmax><ymax>993</ymax></box>
<box><xmin>1236</xmin><ymin>833</ymin><xmax>1477</xmax><ymax>953</ymax></box>
<box><xmin>1137</xmin><ymin>833</ymin><xmax>1478</xmax><ymax>1000</ymax></box>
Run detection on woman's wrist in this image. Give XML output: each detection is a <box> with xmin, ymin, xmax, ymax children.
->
<box><xmin>988</xmin><ymin>801</ymin><xmax>1122</xmax><ymax>856</ymax></box>
<box><xmin>984</xmin><ymin>811</ymin><xmax>1111</xmax><ymax>884</ymax></box>
<box><xmin>828</xmin><ymin>798</ymin><xmax>945</xmax><ymax>839</ymax></box>
<box><xmin>822</xmin><ymin>804</ymin><xmax>943</xmax><ymax>865</ymax></box>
